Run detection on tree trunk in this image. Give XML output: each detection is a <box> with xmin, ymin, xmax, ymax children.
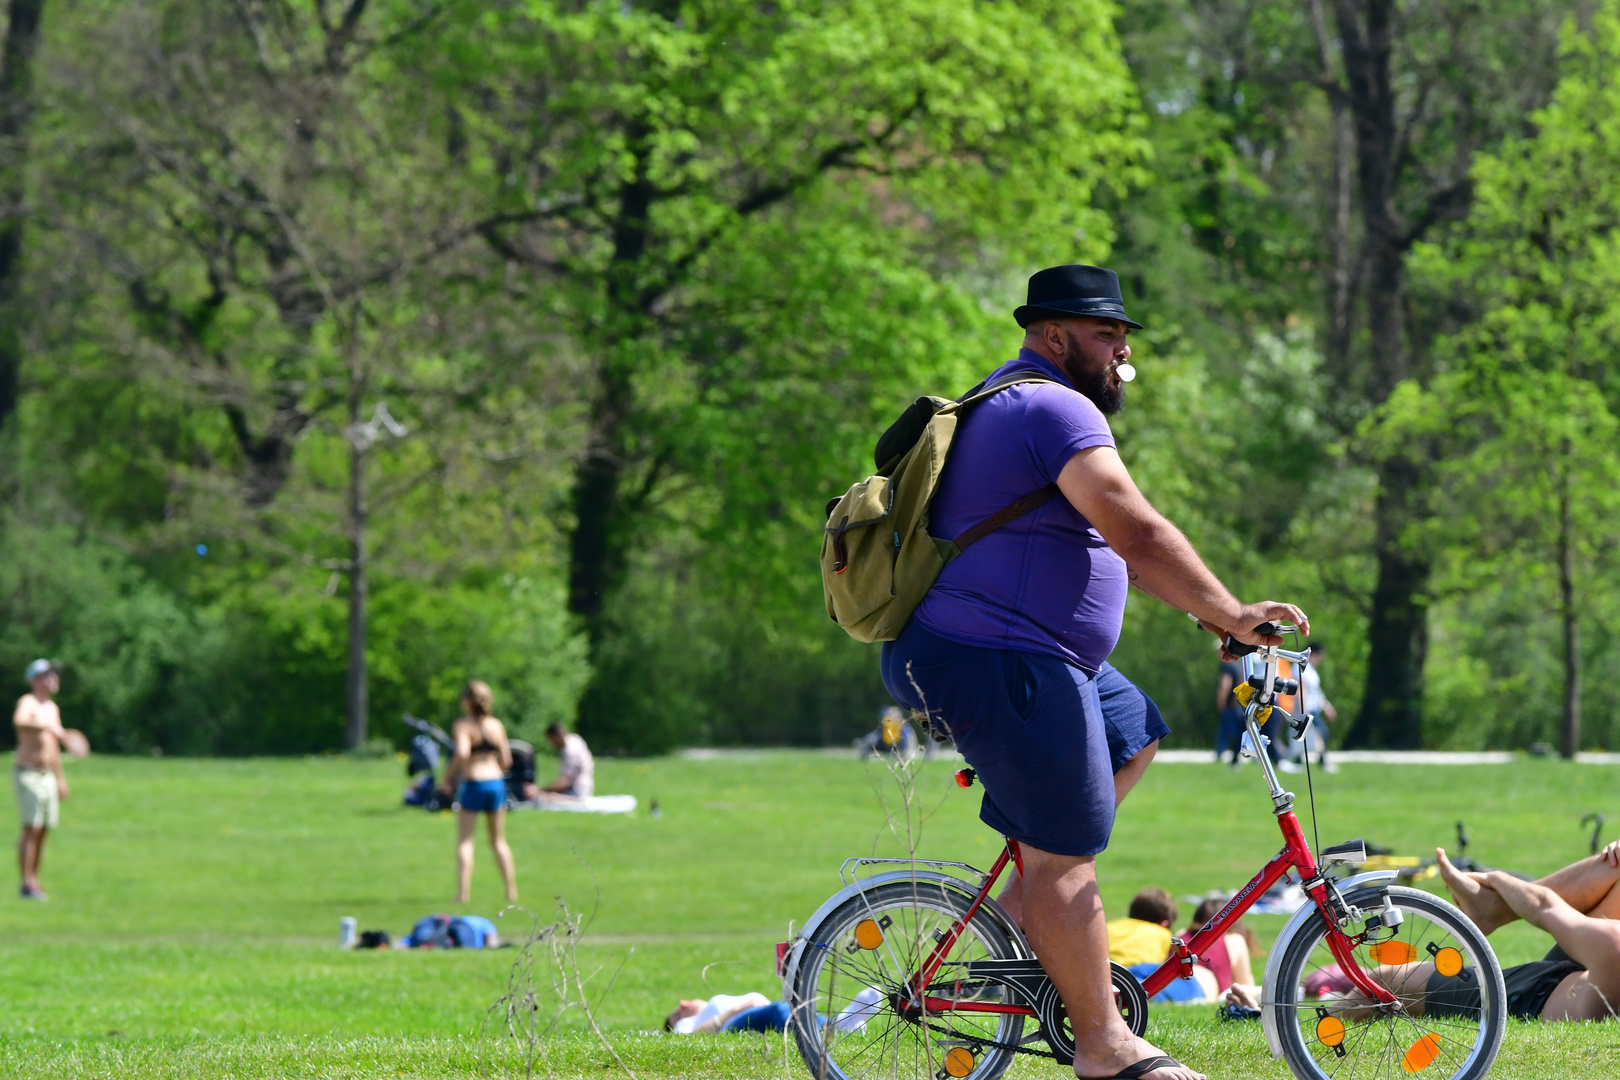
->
<box><xmin>1346</xmin><ymin>453</ymin><xmax>1429</xmax><ymax>749</ymax></box>
<box><xmin>1336</xmin><ymin>0</ymin><xmax>1432</xmax><ymax>747</ymax></box>
<box><xmin>344</xmin><ymin>377</ymin><xmax>369</xmax><ymax>749</ymax></box>
<box><xmin>1558</xmin><ymin>437</ymin><xmax>1580</xmax><ymax>759</ymax></box>
<box><xmin>568</xmin><ymin>138</ymin><xmax>653</xmax><ymax>639</ymax></box>
<box><xmin>566</xmin><ymin>370</ymin><xmax>631</xmax><ymax>637</ymax></box>
<box><xmin>0</xmin><ymin>0</ymin><xmax>46</xmax><ymax>432</ymax></box>
<box><xmin>1309</xmin><ymin>0</ymin><xmax>1355</xmax><ymax>380</ymax></box>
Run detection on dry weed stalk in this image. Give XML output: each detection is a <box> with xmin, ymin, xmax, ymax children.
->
<box><xmin>485</xmin><ymin>881</ymin><xmax>635</xmax><ymax>1080</ymax></box>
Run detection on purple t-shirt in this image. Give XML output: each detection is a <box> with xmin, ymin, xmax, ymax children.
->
<box><xmin>912</xmin><ymin>349</ymin><xmax>1127</xmax><ymax>672</ymax></box>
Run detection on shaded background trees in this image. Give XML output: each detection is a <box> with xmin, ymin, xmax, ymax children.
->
<box><xmin>0</xmin><ymin>0</ymin><xmax>1616</xmax><ymax>755</ymax></box>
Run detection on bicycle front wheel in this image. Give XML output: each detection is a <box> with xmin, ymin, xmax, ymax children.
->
<box><xmin>790</xmin><ymin>880</ymin><xmax>1025</xmax><ymax>1080</ymax></box>
<box><xmin>1272</xmin><ymin>885</ymin><xmax>1506</xmax><ymax>1080</ymax></box>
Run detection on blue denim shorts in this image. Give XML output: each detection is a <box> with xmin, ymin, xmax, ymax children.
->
<box><xmin>1094</xmin><ymin>660</ymin><xmax>1171</xmax><ymax>773</ymax></box>
<box><xmin>457</xmin><ymin>778</ymin><xmax>507</xmax><ymax>813</ymax></box>
<box><xmin>883</xmin><ymin>621</ymin><xmax>1122</xmax><ymax>856</ymax></box>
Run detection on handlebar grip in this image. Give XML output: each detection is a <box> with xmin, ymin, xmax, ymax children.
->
<box><xmin>1224</xmin><ymin>623</ymin><xmax>1281</xmax><ymax>657</ymax></box>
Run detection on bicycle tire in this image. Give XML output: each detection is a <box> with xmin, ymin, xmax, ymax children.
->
<box><xmin>789</xmin><ymin>880</ymin><xmax>1024</xmax><ymax>1080</ymax></box>
<box><xmin>1272</xmin><ymin>885</ymin><xmax>1506</xmax><ymax>1080</ymax></box>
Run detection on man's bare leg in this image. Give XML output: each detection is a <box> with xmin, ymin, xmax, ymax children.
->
<box><xmin>16</xmin><ymin>827</ymin><xmax>31</xmax><ymax>891</ymax></box>
<box><xmin>1531</xmin><ymin>852</ymin><xmax>1620</xmax><ymax>919</ymax></box>
<box><xmin>1438</xmin><ymin>847</ymin><xmax>1620</xmax><ymax>934</ymax></box>
<box><xmin>1474</xmin><ymin>869</ymin><xmax>1620</xmax><ymax>1019</ymax></box>
<box><xmin>997</xmin><ymin>742</ymin><xmax>1159</xmax><ymax>927</ymax></box>
<box><xmin>30</xmin><ymin>827</ymin><xmax>45</xmax><ymax>888</ymax></box>
<box><xmin>1020</xmin><ymin>844</ymin><xmax>1202</xmax><ymax>1080</ymax></box>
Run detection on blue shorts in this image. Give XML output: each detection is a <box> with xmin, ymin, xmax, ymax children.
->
<box><xmin>882</xmin><ymin>622</ymin><xmax>1168</xmax><ymax>857</ymax></box>
<box><xmin>1094</xmin><ymin>660</ymin><xmax>1171</xmax><ymax>774</ymax></box>
<box><xmin>457</xmin><ymin>779</ymin><xmax>507</xmax><ymax>813</ymax></box>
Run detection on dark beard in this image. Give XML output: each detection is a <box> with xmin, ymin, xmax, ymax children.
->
<box><xmin>1061</xmin><ymin>330</ymin><xmax>1125</xmax><ymax>415</ymax></box>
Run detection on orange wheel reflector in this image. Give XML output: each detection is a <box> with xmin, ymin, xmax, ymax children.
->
<box><xmin>854</xmin><ymin>919</ymin><xmax>884</xmax><ymax>950</ymax></box>
<box><xmin>944</xmin><ymin>1047</ymin><xmax>976</xmax><ymax>1077</ymax></box>
<box><xmin>1402</xmin><ymin>1033</ymin><xmax>1442</xmax><ymax>1073</ymax></box>
<box><xmin>1315</xmin><ymin>1015</ymin><xmax>1346</xmax><ymax>1047</ymax></box>
<box><xmin>1433</xmin><ymin>946</ymin><xmax>1464</xmax><ymax>978</ymax></box>
<box><xmin>1370</xmin><ymin>940</ymin><xmax>1419</xmax><ymax>965</ymax></box>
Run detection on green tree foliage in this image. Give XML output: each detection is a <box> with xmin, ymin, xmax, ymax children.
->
<box><xmin>1382</xmin><ymin>6</ymin><xmax>1620</xmax><ymax>752</ymax></box>
<box><xmin>414</xmin><ymin>0</ymin><xmax>1148</xmax><ymax>746</ymax></box>
<box><xmin>0</xmin><ymin>0</ymin><xmax>1611</xmax><ymax>757</ymax></box>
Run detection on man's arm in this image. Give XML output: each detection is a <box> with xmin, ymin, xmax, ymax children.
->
<box><xmin>13</xmin><ymin>695</ymin><xmax>62</xmax><ymax>735</ymax></box>
<box><xmin>1056</xmin><ymin>446</ymin><xmax>1307</xmax><ymax>644</ymax></box>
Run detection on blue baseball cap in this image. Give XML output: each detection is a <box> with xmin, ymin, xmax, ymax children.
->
<box><xmin>24</xmin><ymin>659</ymin><xmax>57</xmax><ymax>684</ymax></box>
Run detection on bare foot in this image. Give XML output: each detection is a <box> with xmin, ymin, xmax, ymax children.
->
<box><xmin>1074</xmin><ymin>1034</ymin><xmax>1205</xmax><ymax>1080</ymax></box>
<box><xmin>455</xmin><ymin>892</ymin><xmax>469</xmax><ymax>905</ymax></box>
<box><xmin>506</xmin><ymin>889</ymin><xmax>518</xmax><ymax>902</ymax></box>
<box><xmin>1436</xmin><ymin>847</ymin><xmax>1511</xmax><ymax>934</ymax></box>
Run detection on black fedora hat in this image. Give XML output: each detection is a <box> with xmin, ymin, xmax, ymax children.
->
<box><xmin>1013</xmin><ymin>264</ymin><xmax>1142</xmax><ymax>330</ymax></box>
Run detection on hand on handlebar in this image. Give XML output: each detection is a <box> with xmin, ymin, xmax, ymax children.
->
<box><xmin>1194</xmin><ymin>603</ymin><xmax>1310</xmax><ymax>659</ymax></box>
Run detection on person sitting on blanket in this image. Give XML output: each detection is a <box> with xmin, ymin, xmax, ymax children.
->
<box><xmin>1226</xmin><ymin>843</ymin><xmax>1620</xmax><ymax>1022</ymax></box>
<box><xmin>541</xmin><ymin>722</ymin><xmax>594</xmax><ymax>799</ymax></box>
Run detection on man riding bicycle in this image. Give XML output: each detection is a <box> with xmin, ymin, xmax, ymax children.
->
<box><xmin>882</xmin><ymin>264</ymin><xmax>1308</xmax><ymax>1080</ymax></box>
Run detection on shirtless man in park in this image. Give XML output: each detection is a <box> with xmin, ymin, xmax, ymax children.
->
<box><xmin>13</xmin><ymin>660</ymin><xmax>87</xmax><ymax>901</ymax></box>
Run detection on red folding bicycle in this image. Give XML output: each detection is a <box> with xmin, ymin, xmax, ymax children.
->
<box><xmin>784</xmin><ymin>626</ymin><xmax>1506</xmax><ymax>1080</ymax></box>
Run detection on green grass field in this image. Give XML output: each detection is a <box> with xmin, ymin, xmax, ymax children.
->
<box><xmin>3</xmin><ymin>749</ymin><xmax>1619</xmax><ymax>1077</ymax></box>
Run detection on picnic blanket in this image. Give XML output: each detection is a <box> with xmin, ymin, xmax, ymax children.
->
<box><xmin>512</xmin><ymin>793</ymin><xmax>638</xmax><ymax>814</ymax></box>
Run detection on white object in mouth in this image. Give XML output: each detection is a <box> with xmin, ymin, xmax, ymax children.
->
<box><xmin>1115</xmin><ymin>362</ymin><xmax>1137</xmax><ymax>383</ymax></box>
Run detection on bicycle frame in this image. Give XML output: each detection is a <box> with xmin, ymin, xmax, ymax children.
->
<box><xmin>906</xmin><ymin>637</ymin><xmax>1398</xmax><ymax>1017</ymax></box>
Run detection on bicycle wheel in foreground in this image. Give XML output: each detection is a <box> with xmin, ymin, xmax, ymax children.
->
<box><xmin>1273</xmin><ymin>885</ymin><xmax>1506</xmax><ymax>1080</ymax></box>
<box><xmin>790</xmin><ymin>880</ymin><xmax>1025</xmax><ymax>1080</ymax></box>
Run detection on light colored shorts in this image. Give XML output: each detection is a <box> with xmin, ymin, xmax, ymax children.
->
<box><xmin>15</xmin><ymin>768</ymin><xmax>58</xmax><ymax>829</ymax></box>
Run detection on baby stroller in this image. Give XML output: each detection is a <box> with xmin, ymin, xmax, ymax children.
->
<box><xmin>402</xmin><ymin>713</ymin><xmax>456</xmax><ymax>811</ymax></box>
<box><xmin>402</xmin><ymin>713</ymin><xmax>534</xmax><ymax>811</ymax></box>
<box><xmin>505</xmin><ymin>739</ymin><xmax>537</xmax><ymax>804</ymax></box>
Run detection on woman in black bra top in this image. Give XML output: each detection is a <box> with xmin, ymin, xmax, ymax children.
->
<box><xmin>440</xmin><ymin>680</ymin><xmax>518</xmax><ymax>904</ymax></box>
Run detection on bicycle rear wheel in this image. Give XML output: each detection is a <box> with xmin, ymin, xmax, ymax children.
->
<box><xmin>789</xmin><ymin>880</ymin><xmax>1025</xmax><ymax>1080</ymax></box>
<box><xmin>1271</xmin><ymin>885</ymin><xmax>1505</xmax><ymax>1080</ymax></box>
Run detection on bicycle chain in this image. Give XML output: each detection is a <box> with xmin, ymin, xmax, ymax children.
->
<box><xmin>912</xmin><ymin>1012</ymin><xmax>1058</xmax><ymax>1060</ymax></box>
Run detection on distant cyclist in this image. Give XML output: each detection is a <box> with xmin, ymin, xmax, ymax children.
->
<box><xmin>883</xmin><ymin>264</ymin><xmax>1307</xmax><ymax>1080</ymax></box>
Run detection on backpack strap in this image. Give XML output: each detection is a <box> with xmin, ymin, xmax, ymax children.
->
<box><xmin>945</xmin><ymin>373</ymin><xmax>1066</xmax><ymax>552</ymax></box>
<box><xmin>951</xmin><ymin>483</ymin><xmax>1061</xmax><ymax>553</ymax></box>
<box><xmin>954</xmin><ymin>373</ymin><xmax>1060</xmax><ymax>406</ymax></box>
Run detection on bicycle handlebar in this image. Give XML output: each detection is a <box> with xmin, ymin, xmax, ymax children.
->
<box><xmin>1223</xmin><ymin>622</ymin><xmax>1279</xmax><ymax>657</ymax></box>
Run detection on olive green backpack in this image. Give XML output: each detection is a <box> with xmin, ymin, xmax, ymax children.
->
<box><xmin>820</xmin><ymin>374</ymin><xmax>1061</xmax><ymax>643</ymax></box>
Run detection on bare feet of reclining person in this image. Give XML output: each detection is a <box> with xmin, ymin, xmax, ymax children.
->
<box><xmin>1435</xmin><ymin>848</ymin><xmax>1515</xmax><ymax>934</ymax></box>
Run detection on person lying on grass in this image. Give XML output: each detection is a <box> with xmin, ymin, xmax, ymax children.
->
<box><xmin>664</xmin><ymin>987</ymin><xmax>884</xmax><ymax>1035</ymax></box>
<box><xmin>1226</xmin><ymin>843</ymin><xmax>1620</xmax><ymax>1022</ymax></box>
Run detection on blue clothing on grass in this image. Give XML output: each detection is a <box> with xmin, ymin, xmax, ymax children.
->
<box><xmin>457</xmin><ymin>778</ymin><xmax>507</xmax><ymax>813</ymax></box>
<box><xmin>1127</xmin><ymin>962</ymin><xmax>1206</xmax><ymax>1004</ymax></box>
<box><xmin>720</xmin><ymin>1001</ymin><xmax>792</xmax><ymax>1033</ymax></box>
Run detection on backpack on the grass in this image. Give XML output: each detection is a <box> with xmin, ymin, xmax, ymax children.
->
<box><xmin>820</xmin><ymin>375</ymin><xmax>1060</xmax><ymax>643</ymax></box>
